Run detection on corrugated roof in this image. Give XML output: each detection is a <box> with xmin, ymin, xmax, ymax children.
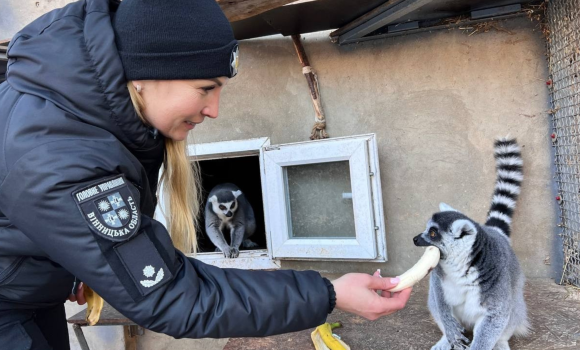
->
<box><xmin>232</xmin><ymin>0</ymin><xmax>539</xmax><ymax>40</ymax></box>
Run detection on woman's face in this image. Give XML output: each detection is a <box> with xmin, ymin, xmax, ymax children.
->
<box><xmin>133</xmin><ymin>77</ymin><xmax>228</xmax><ymax>141</ymax></box>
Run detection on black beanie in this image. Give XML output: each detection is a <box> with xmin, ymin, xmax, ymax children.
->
<box><xmin>112</xmin><ymin>0</ymin><xmax>239</xmax><ymax>80</ymax></box>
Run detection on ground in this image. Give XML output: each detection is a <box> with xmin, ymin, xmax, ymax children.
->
<box><xmin>131</xmin><ymin>277</ymin><xmax>580</xmax><ymax>350</ymax></box>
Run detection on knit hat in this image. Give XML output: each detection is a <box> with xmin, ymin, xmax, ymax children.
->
<box><xmin>112</xmin><ymin>0</ymin><xmax>239</xmax><ymax>80</ymax></box>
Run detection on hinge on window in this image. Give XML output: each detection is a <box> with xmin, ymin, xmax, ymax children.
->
<box><xmin>265</xmin><ymin>146</ymin><xmax>280</xmax><ymax>151</ymax></box>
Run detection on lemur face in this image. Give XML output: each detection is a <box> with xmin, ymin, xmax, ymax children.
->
<box><xmin>413</xmin><ymin>203</ymin><xmax>478</xmax><ymax>259</ymax></box>
<box><xmin>215</xmin><ymin>199</ymin><xmax>237</xmax><ymax>218</ymax></box>
<box><xmin>209</xmin><ymin>190</ymin><xmax>242</xmax><ymax>220</ymax></box>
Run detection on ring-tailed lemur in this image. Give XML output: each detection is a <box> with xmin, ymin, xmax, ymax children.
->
<box><xmin>413</xmin><ymin>138</ymin><xmax>529</xmax><ymax>350</ymax></box>
<box><xmin>204</xmin><ymin>183</ymin><xmax>258</xmax><ymax>258</ymax></box>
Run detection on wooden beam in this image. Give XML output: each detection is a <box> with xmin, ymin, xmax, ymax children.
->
<box><xmin>217</xmin><ymin>0</ymin><xmax>297</xmax><ymax>22</ymax></box>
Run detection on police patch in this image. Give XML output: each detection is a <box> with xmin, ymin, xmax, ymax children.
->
<box><xmin>114</xmin><ymin>232</ymin><xmax>173</xmax><ymax>296</ymax></box>
<box><xmin>73</xmin><ymin>175</ymin><xmax>140</xmax><ymax>241</ymax></box>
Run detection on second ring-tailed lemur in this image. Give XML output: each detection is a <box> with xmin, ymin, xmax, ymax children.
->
<box><xmin>204</xmin><ymin>183</ymin><xmax>258</xmax><ymax>258</ymax></box>
<box><xmin>413</xmin><ymin>138</ymin><xmax>529</xmax><ymax>350</ymax></box>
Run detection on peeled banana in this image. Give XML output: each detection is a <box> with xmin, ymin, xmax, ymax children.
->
<box><xmin>388</xmin><ymin>246</ymin><xmax>440</xmax><ymax>292</ymax></box>
<box><xmin>84</xmin><ymin>285</ymin><xmax>104</xmax><ymax>326</ymax></box>
<box><xmin>311</xmin><ymin>322</ymin><xmax>350</xmax><ymax>350</ymax></box>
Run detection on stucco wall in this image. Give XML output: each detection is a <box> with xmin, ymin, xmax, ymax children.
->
<box><xmin>194</xmin><ymin>18</ymin><xmax>554</xmax><ymax>279</ymax></box>
<box><xmin>0</xmin><ymin>0</ymin><xmax>77</xmax><ymax>39</ymax></box>
<box><xmin>2</xmin><ymin>2</ymin><xmax>554</xmax><ymax>280</ymax></box>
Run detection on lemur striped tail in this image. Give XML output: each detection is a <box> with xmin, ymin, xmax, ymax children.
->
<box><xmin>485</xmin><ymin>138</ymin><xmax>523</xmax><ymax>236</ymax></box>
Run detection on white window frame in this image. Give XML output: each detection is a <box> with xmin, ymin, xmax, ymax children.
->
<box><xmin>155</xmin><ymin>137</ymin><xmax>281</xmax><ymax>270</ymax></box>
<box><xmin>262</xmin><ymin>134</ymin><xmax>386</xmax><ymax>261</ymax></box>
<box><xmin>155</xmin><ymin>134</ymin><xmax>387</xmax><ymax>268</ymax></box>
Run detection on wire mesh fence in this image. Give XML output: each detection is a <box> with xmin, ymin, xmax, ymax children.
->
<box><xmin>547</xmin><ymin>0</ymin><xmax>580</xmax><ymax>286</ymax></box>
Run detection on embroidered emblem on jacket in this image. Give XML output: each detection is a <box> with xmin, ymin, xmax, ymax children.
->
<box><xmin>140</xmin><ymin>265</ymin><xmax>165</xmax><ymax>288</ymax></box>
<box><xmin>73</xmin><ymin>175</ymin><xmax>141</xmax><ymax>241</ymax></box>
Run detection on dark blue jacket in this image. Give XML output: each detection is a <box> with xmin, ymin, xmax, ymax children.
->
<box><xmin>0</xmin><ymin>0</ymin><xmax>332</xmax><ymax>338</ymax></box>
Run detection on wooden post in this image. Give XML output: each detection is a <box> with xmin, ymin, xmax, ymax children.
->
<box><xmin>123</xmin><ymin>325</ymin><xmax>137</xmax><ymax>350</ymax></box>
<box><xmin>291</xmin><ymin>35</ymin><xmax>329</xmax><ymax>140</ymax></box>
<box><xmin>72</xmin><ymin>324</ymin><xmax>90</xmax><ymax>350</ymax></box>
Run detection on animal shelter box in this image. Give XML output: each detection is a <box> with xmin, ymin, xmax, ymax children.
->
<box><xmin>155</xmin><ymin>134</ymin><xmax>388</xmax><ymax>267</ymax></box>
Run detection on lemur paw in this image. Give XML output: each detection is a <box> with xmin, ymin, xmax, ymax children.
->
<box><xmin>432</xmin><ymin>331</ymin><xmax>469</xmax><ymax>350</ymax></box>
<box><xmin>431</xmin><ymin>342</ymin><xmax>452</xmax><ymax>350</ymax></box>
<box><xmin>452</xmin><ymin>344</ymin><xmax>470</xmax><ymax>350</ymax></box>
<box><xmin>223</xmin><ymin>247</ymin><xmax>240</xmax><ymax>258</ymax></box>
<box><xmin>449</xmin><ymin>328</ymin><xmax>470</xmax><ymax>349</ymax></box>
<box><xmin>431</xmin><ymin>336</ymin><xmax>453</xmax><ymax>350</ymax></box>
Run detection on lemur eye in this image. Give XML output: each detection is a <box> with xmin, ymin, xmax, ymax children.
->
<box><xmin>429</xmin><ymin>229</ymin><xmax>437</xmax><ymax>238</ymax></box>
<box><xmin>219</xmin><ymin>205</ymin><xmax>226</xmax><ymax>210</ymax></box>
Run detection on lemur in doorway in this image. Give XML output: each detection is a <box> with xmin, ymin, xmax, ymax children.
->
<box><xmin>413</xmin><ymin>138</ymin><xmax>529</xmax><ymax>350</ymax></box>
<box><xmin>204</xmin><ymin>183</ymin><xmax>258</xmax><ymax>258</ymax></box>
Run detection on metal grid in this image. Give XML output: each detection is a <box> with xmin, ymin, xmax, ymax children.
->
<box><xmin>547</xmin><ymin>0</ymin><xmax>580</xmax><ymax>286</ymax></box>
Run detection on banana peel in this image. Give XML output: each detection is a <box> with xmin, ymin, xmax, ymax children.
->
<box><xmin>83</xmin><ymin>285</ymin><xmax>104</xmax><ymax>326</ymax></box>
<box><xmin>311</xmin><ymin>322</ymin><xmax>350</xmax><ymax>350</ymax></box>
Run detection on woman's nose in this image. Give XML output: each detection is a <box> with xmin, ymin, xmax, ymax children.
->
<box><xmin>202</xmin><ymin>93</ymin><xmax>221</xmax><ymax>119</ymax></box>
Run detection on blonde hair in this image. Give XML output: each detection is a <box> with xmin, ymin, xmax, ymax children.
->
<box><xmin>128</xmin><ymin>82</ymin><xmax>201</xmax><ymax>254</ymax></box>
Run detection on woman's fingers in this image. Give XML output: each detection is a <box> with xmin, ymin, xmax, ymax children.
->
<box><xmin>367</xmin><ymin>275</ymin><xmax>400</xmax><ymax>291</ymax></box>
<box><xmin>76</xmin><ymin>283</ymin><xmax>86</xmax><ymax>305</ymax></box>
<box><xmin>377</xmin><ymin>287</ymin><xmax>412</xmax><ymax>316</ymax></box>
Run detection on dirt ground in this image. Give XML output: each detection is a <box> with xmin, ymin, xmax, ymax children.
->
<box><xmin>222</xmin><ymin>278</ymin><xmax>580</xmax><ymax>350</ymax></box>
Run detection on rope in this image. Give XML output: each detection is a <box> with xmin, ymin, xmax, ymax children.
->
<box><xmin>302</xmin><ymin>65</ymin><xmax>329</xmax><ymax>139</ymax></box>
<box><xmin>310</xmin><ymin>121</ymin><xmax>329</xmax><ymax>140</ymax></box>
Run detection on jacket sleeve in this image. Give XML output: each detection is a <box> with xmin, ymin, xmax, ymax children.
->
<box><xmin>0</xmin><ymin>139</ymin><xmax>333</xmax><ymax>338</ymax></box>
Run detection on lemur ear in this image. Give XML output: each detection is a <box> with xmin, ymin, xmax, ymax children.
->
<box><xmin>232</xmin><ymin>190</ymin><xmax>242</xmax><ymax>198</ymax></box>
<box><xmin>451</xmin><ymin>219</ymin><xmax>477</xmax><ymax>236</ymax></box>
<box><xmin>439</xmin><ymin>202</ymin><xmax>459</xmax><ymax>212</ymax></box>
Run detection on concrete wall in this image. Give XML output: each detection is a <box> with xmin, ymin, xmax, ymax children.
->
<box><xmin>0</xmin><ymin>0</ymin><xmax>76</xmax><ymax>40</ymax></box>
<box><xmin>196</xmin><ymin>18</ymin><xmax>554</xmax><ymax>278</ymax></box>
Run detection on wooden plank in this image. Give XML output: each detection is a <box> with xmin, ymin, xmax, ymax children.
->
<box><xmin>67</xmin><ymin>302</ymin><xmax>135</xmax><ymax>326</ymax></box>
<box><xmin>0</xmin><ymin>39</ymin><xmax>9</xmax><ymax>57</ymax></box>
<box><xmin>217</xmin><ymin>0</ymin><xmax>297</xmax><ymax>22</ymax></box>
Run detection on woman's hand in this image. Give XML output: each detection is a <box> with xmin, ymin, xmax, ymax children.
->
<box><xmin>67</xmin><ymin>282</ymin><xmax>86</xmax><ymax>305</ymax></box>
<box><xmin>331</xmin><ymin>272</ymin><xmax>412</xmax><ymax>320</ymax></box>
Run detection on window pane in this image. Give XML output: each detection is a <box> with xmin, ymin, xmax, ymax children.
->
<box><xmin>285</xmin><ymin>161</ymin><xmax>356</xmax><ymax>238</ymax></box>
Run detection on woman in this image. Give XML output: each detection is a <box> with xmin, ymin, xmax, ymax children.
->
<box><xmin>0</xmin><ymin>0</ymin><xmax>412</xmax><ymax>348</ymax></box>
